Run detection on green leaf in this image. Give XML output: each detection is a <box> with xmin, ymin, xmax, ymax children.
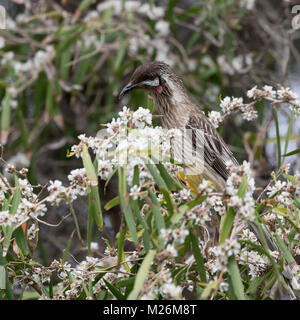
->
<box><xmin>190</xmin><ymin>228</ymin><xmax>206</xmax><ymax>282</ymax></box>
<box><xmin>159</xmin><ymin>188</ymin><xmax>174</xmax><ymax>216</ymax></box>
<box><xmin>62</xmin><ymin>230</ymin><xmax>75</xmax><ymax>263</ymax></box>
<box><xmin>114</xmin><ymin>44</ymin><xmax>127</xmax><ymax>71</ymax></box>
<box><xmin>3</xmin><ymin>174</ymin><xmax>21</xmax><ymax>252</ymax></box>
<box><xmin>219</xmin><ymin>207</ymin><xmax>236</xmax><ymax>245</ymax></box>
<box><xmin>294</xmin><ymin>196</ymin><xmax>300</xmax><ymax>210</ymax></box>
<box><xmin>148</xmin><ymin>189</ymin><xmax>166</xmax><ymax>231</ymax></box>
<box><xmin>117</xmin><ymin>223</ymin><xmax>127</xmax><ymax>264</ymax></box>
<box><xmin>228</xmin><ymin>255</ymin><xmax>245</xmax><ymax>300</ymax></box>
<box><xmin>135</xmin><ymin>209</ymin><xmax>151</xmax><ymax>253</ymax></box>
<box><xmin>282</xmin><ymin>148</ymin><xmax>300</xmax><ymax>157</ymax></box>
<box><xmin>0</xmin><ymin>265</ymin><xmax>5</xmax><ymax>290</ymax></box>
<box><xmin>273</xmin><ymin>107</ymin><xmax>281</xmax><ymax>169</ymax></box>
<box><xmin>274</xmin><ymin>235</ymin><xmax>295</xmax><ymax>264</ymax></box>
<box><xmin>118</xmin><ymin>167</ymin><xmax>138</xmax><ymax>244</ymax></box>
<box><xmin>283</xmin><ymin>173</ymin><xmax>297</xmax><ymax>185</ymax></box>
<box><xmin>237</xmin><ymin>175</ymin><xmax>248</xmax><ymax>198</ymax></box>
<box><xmin>1</xmin><ymin>89</ymin><xmax>11</xmax><ymax>133</ymax></box>
<box><xmin>201</xmin><ymin>279</ymin><xmax>218</xmax><ymax>300</ymax></box>
<box><xmin>283</xmin><ymin>111</ymin><xmax>294</xmax><ymax>158</ymax></box>
<box><xmin>103</xmin><ymin>279</ymin><xmax>126</xmax><ymax>300</ymax></box>
<box><xmin>127</xmin><ymin>250</ymin><xmax>156</xmax><ymax>300</ymax></box>
<box><xmin>81</xmin><ymin>144</ymin><xmax>103</xmax><ymax>230</ymax></box>
<box><xmin>156</xmin><ymin>162</ymin><xmax>183</xmax><ymax>191</ymax></box>
<box><xmin>144</xmin><ymin>162</ymin><xmax>167</xmax><ymax>190</ymax></box>
<box><xmin>104</xmin><ymin>196</ymin><xmax>120</xmax><ymax>211</ymax></box>
<box><xmin>14</xmin><ymin>226</ymin><xmax>30</xmax><ymax>256</ymax></box>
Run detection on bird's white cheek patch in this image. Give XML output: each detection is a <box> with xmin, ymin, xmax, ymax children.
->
<box><xmin>156</xmin><ymin>85</ymin><xmax>163</xmax><ymax>94</ymax></box>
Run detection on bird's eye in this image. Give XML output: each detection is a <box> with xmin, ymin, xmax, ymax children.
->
<box><xmin>148</xmin><ymin>74</ymin><xmax>156</xmax><ymax>81</ymax></box>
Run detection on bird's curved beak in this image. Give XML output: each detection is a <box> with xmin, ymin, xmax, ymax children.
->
<box><xmin>119</xmin><ymin>82</ymin><xmax>137</xmax><ymax>99</ymax></box>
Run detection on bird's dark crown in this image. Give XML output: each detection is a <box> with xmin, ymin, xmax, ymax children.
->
<box><xmin>130</xmin><ymin>61</ymin><xmax>171</xmax><ymax>84</ymax></box>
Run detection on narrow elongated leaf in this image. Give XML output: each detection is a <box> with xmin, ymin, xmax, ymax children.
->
<box><xmin>274</xmin><ymin>235</ymin><xmax>295</xmax><ymax>264</ymax></box>
<box><xmin>14</xmin><ymin>226</ymin><xmax>30</xmax><ymax>256</ymax></box>
<box><xmin>118</xmin><ymin>167</ymin><xmax>138</xmax><ymax>244</ymax></box>
<box><xmin>156</xmin><ymin>162</ymin><xmax>183</xmax><ymax>191</ymax></box>
<box><xmin>159</xmin><ymin>188</ymin><xmax>174</xmax><ymax>216</ymax></box>
<box><xmin>219</xmin><ymin>207</ymin><xmax>236</xmax><ymax>245</ymax></box>
<box><xmin>190</xmin><ymin>229</ymin><xmax>206</xmax><ymax>282</ymax></box>
<box><xmin>148</xmin><ymin>189</ymin><xmax>165</xmax><ymax>231</ymax></box>
<box><xmin>0</xmin><ymin>265</ymin><xmax>5</xmax><ymax>290</ymax></box>
<box><xmin>104</xmin><ymin>196</ymin><xmax>120</xmax><ymax>211</ymax></box>
<box><xmin>81</xmin><ymin>144</ymin><xmax>103</xmax><ymax>230</ymax></box>
<box><xmin>62</xmin><ymin>230</ymin><xmax>75</xmax><ymax>263</ymax></box>
<box><xmin>127</xmin><ymin>250</ymin><xmax>156</xmax><ymax>300</ymax></box>
<box><xmin>103</xmin><ymin>279</ymin><xmax>126</xmax><ymax>300</ymax></box>
<box><xmin>228</xmin><ymin>255</ymin><xmax>245</xmax><ymax>300</ymax></box>
<box><xmin>237</xmin><ymin>175</ymin><xmax>247</xmax><ymax>198</ymax></box>
<box><xmin>145</xmin><ymin>162</ymin><xmax>167</xmax><ymax>190</ymax></box>
<box><xmin>282</xmin><ymin>148</ymin><xmax>300</xmax><ymax>157</ymax></box>
<box><xmin>273</xmin><ymin>107</ymin><xmax>281</xmax><ymax>169</ymax></box>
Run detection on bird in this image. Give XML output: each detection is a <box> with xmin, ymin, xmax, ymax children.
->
<box><xmin>119</xmin><ymin>61</ymin><xmax>239</xmax><ymax>192</ymax></box>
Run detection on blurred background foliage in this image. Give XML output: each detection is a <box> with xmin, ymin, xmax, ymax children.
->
<box><xmin>0</xmin><ymin>0</ymin><xmax>299</xmax><ymax>264</ymax></box>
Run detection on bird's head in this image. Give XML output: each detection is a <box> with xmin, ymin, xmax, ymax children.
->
<box><xmin>119</xmin><ymin>61</ymin><xmax>180</xmax><ymax>99</ymax></box>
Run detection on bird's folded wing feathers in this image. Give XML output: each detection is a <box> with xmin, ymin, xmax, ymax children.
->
<box><xmin>185</xmin><ymin>113</ymin><xmax>239</xmax><ymax>181</ymax></box>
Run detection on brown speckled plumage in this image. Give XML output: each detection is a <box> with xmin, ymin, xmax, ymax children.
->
<box><xmin>120</xmin><ymin>61</ymin><xmax>238</xmax><ymax>189</ymax></box>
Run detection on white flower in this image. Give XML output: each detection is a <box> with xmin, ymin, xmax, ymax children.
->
<box><xmin>47</xmin><ymin>180</ymin><xmax>66</xmax><ymax>205</ymax></box>
<box><xmin>19</xmin><ymin>178</ymin><xmax>33</xmax><ymax>198</ymax></box>
<box><xmin>27</xmin><ymin>224</ymin><xmax>39</xmax><ymax>241</ymax></box>
<box><xmin>220</xmin><ymin>96</ymin><xmax>244</xmax><ymax>114</ymax></box>
<box><xmin>0</xmin><ymin>211</ymin><xmax>14</xmax><ymax>227</ymax></box>
<box><xmin>178</xmin><ymin>189</ymin><xmax>191</xmax><ymax>201</ymax></box>
<box><xmin>107</xmin><ymin>117</ymin><xmax>123</xmax><ymax>135</ymax></box>
<box><xmin>166</xmin><ymin>244</ymin><xmax>178</xmax><ymax>257</ymax></box>
<box><xmin>90</xmin><ymin>242</ymin><xmax>99</xmax><ymax>251</ymax></box>
<box><xmin>118</xmin><ymin>106</ymin><xmax>132</xmax><ymax>123</ymax></box>
<box><xmin>241</xmin><ymin>104</ymin><xmax>258</xmax><ymax>121</ymax></box>
<box><xmin>33</xmin><ymin>46</ymin><xmax>54</xmax><ymax>69</ymax></box>
<box><xmin>208</xmin><ymin>110</ymin><xmax>222</xmax><ymax>128</ymax></box>
<box><xmin>68</xmin><ymin>168</ymin><xmax>88</xmax><ymax>196</ymax></box>
<box><xmin>155</xmin><ymin>20</ymin><xmax>170</xmax><ymax>36</ymax></box>
<box><xmin>277</xmin><ymin>87</ymin><xmax>298</xmax><ymax>101</ymax></box>
<box><xmin>262</xmin><ymin>85</ymin><xmax>276</xmax><ymax>98</ymax></box>
<box><xmin>132</xmin><ymin>107</ymin><xmax>152</xmax><ymax>128</ymax></box>
<box><xmin>160</xmin><ymin>282</ymin><xmax>182</xmax><ymax>299</ymax></box>
<box><xmin>198</xmin><ymin>179</ymin><xmax>213</xmax><ymax>194</ymax></box>
<box><xmin>129</xmin><ymin>185</ymin><xmax>141</xmax><ymax>200</ymax></box>
<box><xmin>98</xmin><ymin>159</ymin><xmax>113</xmax><ymax>180</ymax></box>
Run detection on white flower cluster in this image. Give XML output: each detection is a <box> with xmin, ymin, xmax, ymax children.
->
<box><xmin>70</xmin><ymin>107</ymin><xmax>183</xmax><ymax>186</ymax></box>
<box><xmin>46</xmin><ymin>168</ymin><xmax>89</xmax><ymax>206</ymax></box>
<box><xmin>160</xmin><ymin>226</ymin><xmax>189</xmax><ymax>247</ymax></box>
<box><xmin>208</xmin><ymin>110</ymin><xmax>223</xmax><ymax>128</ymax></box>
<box><xmin>0</xmin><ymin>175</ymin><xmax>47</xmax><ymax>229</ymax></box>
<box><xmin>226</xmin><ymin>161</ymin><xmax>256</xmax><ymax>221</ymax></box>
<box><xmin>221</xmin><ymin>96</ymin><xmax>257</xmax><ymax>121</ymax></box>
<box><xmin>247</xmin><ymin>85</ymin><xmax>300</xmax><ymax>116</ymax></box>
<box><xmin>208</xmin><ymin>85</ymin><xmax>300</xmax><ymax>128</ymax></box>
<box><xmin>266</xmin><ymin>180</ymin><xmax>296</xmax><ymax>207</ymax></box>
<box><xmin>207</xmin><ymin>238</ymin><xmax>241</xmax><ymax>273</ymax></box>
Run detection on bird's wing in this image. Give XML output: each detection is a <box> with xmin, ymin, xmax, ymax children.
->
<box><xmin>185</xmin><ymin>113</ymin><xmax>239</xmax><ymax>181</ymax></box>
